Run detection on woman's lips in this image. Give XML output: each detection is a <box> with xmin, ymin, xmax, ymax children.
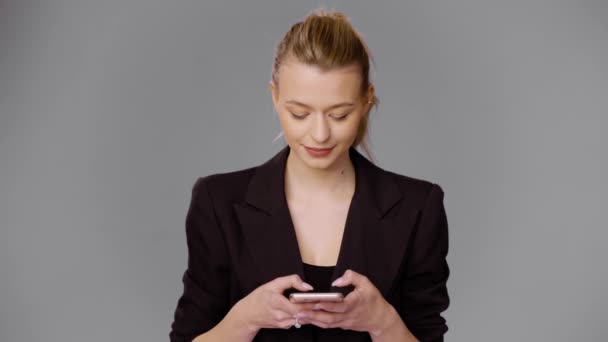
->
<box><xmin>304</xmin><ymin>145</ymin><xmax>334</xmax><ymax>157</ymax></box>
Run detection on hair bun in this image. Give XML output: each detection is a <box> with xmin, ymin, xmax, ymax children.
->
<box><xmin>308</xmin><ymin>8</ymin><xmax>349</xmax><ymax>22</ymax></box>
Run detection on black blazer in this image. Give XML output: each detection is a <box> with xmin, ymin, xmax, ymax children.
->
<box><xmin>170</xmin><ymin>146</ymin><xmax>450</xmax><ymax>342</ymax></box>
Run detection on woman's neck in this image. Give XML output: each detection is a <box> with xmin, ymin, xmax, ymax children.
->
<box><xmin>284</xmin><ymin>148</ymin><xmax>356</xmax><ymax>200</ymax></box>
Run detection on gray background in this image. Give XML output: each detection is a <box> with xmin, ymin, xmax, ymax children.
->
<box><xmin>1</xmin><ymin>0</ymin><xmax>607</xmax><ymax>341</ymax></box>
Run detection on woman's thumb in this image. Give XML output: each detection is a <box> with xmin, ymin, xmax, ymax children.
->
<box><xmin>275</xmin><ymin>274</ymin><xmax>314</xmax><ymax>292</ymax></box>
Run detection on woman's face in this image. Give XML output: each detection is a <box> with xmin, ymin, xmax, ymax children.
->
<box><xmin>270</xmin><ymin>57</ymin><xmax>373</xmax><ymax>172</ymax></box>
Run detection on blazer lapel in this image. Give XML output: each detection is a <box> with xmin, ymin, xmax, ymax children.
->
<box><xmin>329</xmin><ymin>147</ymin><xmax>418</xmax><ymax>297</ymax></box>
<box><xmin>234</xmin><ymin>145</ymin><xmax>417</xmax><ymax>300</ymax></box>
<box><xmin>233</xmin><ymin>146</ymin><xmax>305</xmax><ymax>292</ymax></box>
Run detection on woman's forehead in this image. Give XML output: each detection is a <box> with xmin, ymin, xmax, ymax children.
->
<box><xmin>277</xmin><ymin>60</ymin><xmax>362</xmax><ymax>98</ymax></box>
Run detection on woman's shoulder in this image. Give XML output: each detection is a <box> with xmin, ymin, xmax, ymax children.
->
<box><xmin>190</xmin><ymin>165</ymin><xmax>257</xmax><ymax>202</ymax></box>
<box><xmin>191</xmin><ymin>147</ymin><xmax>286</xmax><ymax>193</ymax></box>
<box><xmin>355</xmin><ymin>148</ymin><xmax>445</xmax><ymax>206</ymax></box>
<box><xmin>377</xmin><ymin>166</ymin><xmax>445</xmax><ymax>207</ymax></box>
<box><xmin>387</xmin><ymin>169</ymin><xmax>442</xmax><ymax>192</ymax></box>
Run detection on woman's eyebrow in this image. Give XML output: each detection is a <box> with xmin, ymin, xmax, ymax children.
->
<box><xmin>285</xmin><ymin>100</ymin><xmax>355</xmax><ymax>111</ymax></box>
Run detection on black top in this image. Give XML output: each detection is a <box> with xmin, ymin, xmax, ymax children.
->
<box><xmin>302</xmin><ymin>262</ymin><xmax>335</xmax><ymax>292</ymax></box>
<box><xmin>302</xmin><ymin>263</ymin><xmax>336</xmax><ymax>340</ymax></box>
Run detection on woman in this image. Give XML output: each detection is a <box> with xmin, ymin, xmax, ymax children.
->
<box><xmin>170</xmin><ymin>9</ymin><xmax>450</xmax><ymax>342</ymax></box>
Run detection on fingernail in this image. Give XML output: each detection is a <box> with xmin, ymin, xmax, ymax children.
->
<box><xmin>302</xmin><ymin>282</ymin><xmax>314</xmax><ymax>290</ymax></box>
<box><xmin>331</xmin><ymin>277</ymin><xmax>343</xmax><ymax>286</ymax></box>
<box><xmin>313</xmin><ymin>303</ymin><xmax>322</xmax><ymax>310</ymax></box>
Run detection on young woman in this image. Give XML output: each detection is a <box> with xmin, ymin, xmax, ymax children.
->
<box><xmin>170</xmin><ymin>9</ymin><xmax>450</xmax><ymax>342</ymax></box>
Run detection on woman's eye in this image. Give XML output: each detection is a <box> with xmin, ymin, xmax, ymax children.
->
<box><xmin>288</xmin><ymin>112</ymin><xmax>350</xmax><ymax>120</ymax></box>
<box><xmin>290</xmin><ymin>112</ymin><xmax>308</xmax><ymax>120</ymax></box>
<box><xmin>332</xmin><ymin>113</ymin><xmax>350</xmax><ymax>121</ymax></box>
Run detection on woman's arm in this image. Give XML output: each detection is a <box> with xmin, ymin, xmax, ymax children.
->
<box><xmin>170</xmin><ymin>177</ymin><xmax>236</xmax><ymax>341</ymax></box>
<box><xmin>396</xmin><ymin>184</ymin><xmax>450</xmax><ymax>341</ymax></box>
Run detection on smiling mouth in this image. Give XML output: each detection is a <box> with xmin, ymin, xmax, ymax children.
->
<box><xmin>303</xmin><ymin>145</ymin><xmax>335</xmax><ymax>157</ymax></box>
<box><xmin>304</xmin><ymin>146</ymin><xmax>334</xmax><ymax>151</ymax></box>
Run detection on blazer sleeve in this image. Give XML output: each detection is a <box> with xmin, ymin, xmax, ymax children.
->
<box><xmin>399</xmin><ymin>184</ymin><xmax>450</xmax><ymax>342</ymax></box>
<box><xmin>170</xmin><ymin>177</ymin><xmax>231</xmax><ymax>342</ymax></box>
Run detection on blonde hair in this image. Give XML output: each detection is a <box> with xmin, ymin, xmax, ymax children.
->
<box><xmin>271</xmin><ymin>8</ymin><xmax>379</xmax><ymax>161</ymax></box>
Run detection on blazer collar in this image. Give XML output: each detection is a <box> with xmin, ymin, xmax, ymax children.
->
<box><xmin>243</xmin><ymin>145</ymin><xmax>402</xmax><ymax>219</ymax></box>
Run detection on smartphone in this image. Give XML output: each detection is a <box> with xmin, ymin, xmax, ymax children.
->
<box><xmin>289</xmin><ymin>292</ymin><xmax>344</xmax><ymax>303</ymax></box>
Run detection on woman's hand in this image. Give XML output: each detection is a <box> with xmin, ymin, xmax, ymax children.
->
<box><xmin>231</xmin><ymin>274</ymin><xmax>318</xmax><ymax>335</ymax></box>
<box><xmin>296</xmin><ymin>269</ymin><xmax>404</xmax><ymax>337</ymax></box>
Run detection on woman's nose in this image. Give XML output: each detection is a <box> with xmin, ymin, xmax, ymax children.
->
<box><xmin>310</xmin><ymin>114</ymin><xmax>330</xmax><ymax>143</ymax></box>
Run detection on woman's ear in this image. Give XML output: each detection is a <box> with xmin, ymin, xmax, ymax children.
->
<box><xmin>367</xmin><ymin>84</ymin><xmax>375</xmax><ymax>104</ymax></box>
<box><xmin>363</xmin><ymin>84</ymin><xmax>375</xmax><ymax>111</ymax></box>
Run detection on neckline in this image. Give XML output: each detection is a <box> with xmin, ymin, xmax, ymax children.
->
<box><xmin>279</xmin><ymin>146</ymin><xmax>362</xmax><ymax>288</ymax></box>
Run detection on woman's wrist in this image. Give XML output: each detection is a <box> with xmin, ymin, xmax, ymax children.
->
<box><xmin>191</xmin><ymin>301</ymin><xmax>259</xmax><ymax>342</ymax></box>
<box><xmin>369</xmin><ymin>303</ymin><xmax>418</xmax><ymax>342</ymax></box>
<box><xmin>209</xmin><ymin>300</ymin><xmax>259</xmax><ymax>341</ymax></box>
<box><xmin>227</xmin><ymin>300</ymin><xmax>260</xmax><ymax>338</ymax></box>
